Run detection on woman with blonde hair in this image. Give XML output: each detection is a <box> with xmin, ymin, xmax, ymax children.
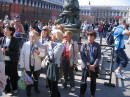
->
<box><xmin>40</xmin><ymin>26</ymin><xmax>50</xmax><ymax>88</ymax></box>
<box><xmin>47</xmin><ymin>30</ymin><xmax>64</xmax><ymax>97</ymax></box>
<box><xmin>35</xmin><ymin>30</ymin><xmax>64</xmax><ymax>97</ymax></box>
<box><xmin>57</xmin><ymin>25</ymin><xmax>64</xmax><ymax>33</ymax></box>
<box><xmin>40</xmin><ymin>26</ymin><xmax>51</xmax><ymax>44</ymax></box>
<box><xmin>46</xmin><ymin>30</ymin><xmax>64</xmax><ymax>97</ymax></box>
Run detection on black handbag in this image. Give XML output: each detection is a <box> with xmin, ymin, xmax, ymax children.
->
<box><xmin>80</xmin><ymin>68</ymin><xmax>88</xmax><ymax>96</ymax></box>
<box><xmin>46</xmin><ymin>50</ymin><xmax>59</xmax><ymax>81</ymax></box>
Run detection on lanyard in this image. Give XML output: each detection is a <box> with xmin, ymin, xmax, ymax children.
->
<box><xmin>42</xmin><ymin>37</ymin><xmax>48</xmax><ymax>44</ymax></box>
<box><xmin>48</xmin><ymin>41</ymin><xmax>59</xmax><ymax>62</ymax></box>
<box><xmin>29</xmin><ymin>43</ymin><xmax>35</xmax><ymax>70</ymax></box>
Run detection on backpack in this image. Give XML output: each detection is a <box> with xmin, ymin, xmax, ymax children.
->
<box><xmin>98</xmin><ymin>25</ymin><xmax>103</xmax><ymax>32</ymax></box>
<box><xmin>106</xmin><ymin>27</ymin><xmax>117</xmax><ymax>46</ymax></box>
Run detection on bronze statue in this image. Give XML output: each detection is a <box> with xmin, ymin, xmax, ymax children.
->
<box><xmin>56</xmin><ymin>0</ymin><xmax>81</xmax><ymax>29</ymax></box>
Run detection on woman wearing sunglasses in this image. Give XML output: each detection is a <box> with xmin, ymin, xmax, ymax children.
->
<box><xmin>80</xmin><ymin>31</ymin><xmax>101</xmax><ymax>97</ymax></box>
<box><xmin>62</xmin><ymin>31</ymin><xmax>79</xmax><ymax>92</ymax></box>
<box><xmin>40</xmin><ymin>26</ymin><xmax>51</xmax><ymax>44</ymax></box>
<box><xmin>40</xmin><ymin>26</ymin><xmax>51</xmax><ymax>88</ymax></box>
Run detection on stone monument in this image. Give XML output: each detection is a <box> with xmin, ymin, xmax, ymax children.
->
<box><xmin>56</xmin><ymin>0</ymin><xmax>81</xmax><ymax>41</ymax></box>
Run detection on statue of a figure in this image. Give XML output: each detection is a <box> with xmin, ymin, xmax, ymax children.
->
<box><xmin>56</xmin><ymin>0</ymin><xmax>81</xmax><ymax>29</ymax></box>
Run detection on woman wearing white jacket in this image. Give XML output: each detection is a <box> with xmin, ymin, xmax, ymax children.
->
<box><xmin>20</xmin><ymin>31</ymin><xmax>45</xmax><ymax>97</ymax></box>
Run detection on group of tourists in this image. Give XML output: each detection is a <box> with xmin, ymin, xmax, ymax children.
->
<box><xmin>0</xmin><ymin>16</ymin><xmax>130</xmax><ymax>97</ymax></box>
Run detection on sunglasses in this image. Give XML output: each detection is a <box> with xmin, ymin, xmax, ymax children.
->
<box><xmin>63</xmin><ymin>35</ymin><xmax>69</xmax><ymax>39</ymax></box>
<box><xmin>42</xmin><ymin>29</ymin><xmax>47</xmax><ymax>31</ymax></box>
<box><xmin>87</xmin><ymin>34</ymin><xmax>94</xmax><ymax>36</ymax></box>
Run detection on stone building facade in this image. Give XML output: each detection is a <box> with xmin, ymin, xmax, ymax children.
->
<box><xmin>80</xmin><ymin>5</ymin><xmax>129</xmax><ymax>23</ymax></box>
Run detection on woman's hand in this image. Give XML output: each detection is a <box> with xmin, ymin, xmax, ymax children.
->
<box><xmin>35</xmin><ymin>49</ymin><xmax>40</xmax><ymax>55</ymax></box>
<box><xmin>21</xmin><ymin>68</ymin><xmax>25</xmax><ymax>71</ymax></box>
<box><xmin>2</xmin><ymin>47</ymin><xmax>8</xmax><ymax>53</ymax></box>
<box><xmin>73</xmin><ymin>64</ymin><xmax>76</xmax><ymax>68</ymax></box>
<box><xmin>50</xmin><ymin>41</ymin><xmax>53</xmax><ymax>46</ymax></box>
<box><xmin>89</xmin><ymin>65</ymin><xmax>96</xmax><ymax>72</ymax></box>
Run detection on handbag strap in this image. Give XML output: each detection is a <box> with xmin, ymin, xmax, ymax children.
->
<box><xmin>47</xmin><ymin>42</ymin><xmax>56</xmax><ymax>63</ymax></box>
<box><xmin>29</xmin><ymin>43</ymin><xmax>35</xmax><ymax>71</ymax></box>
<box><xmin>72</xmin><ymin>42</ymin><xmax>75</xmax><ymax>65</ymax></box>
<box><xmin>85</xmin><ymin>43</ymin><xmax>90</xmax><ymax>63</ymax></box>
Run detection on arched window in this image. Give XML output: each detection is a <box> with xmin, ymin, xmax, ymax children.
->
<box><xmin>22</xmin><ymin>0</ymin><xmax>25</xmax><ymax>5</ymax></box>
<box><xmin>36</xmin><ymin>2</ymin><xmax>38</xmax><ymax>7</ymax></box>
<box><xmin>24</xmin><ymin>0</ymin><xmax>27</xmax><ymax>6</ymax></box>
<box><xmin>124</xmin><ymin>12</ymin><xmax>127</xmax><ymax>17</ymax></box>
<box><xmin>54</xmin><ymin>5</ymin><xmax>55</xmax><ymax>10</ymax></box>
<box><xmin>45</xmin><ymin>4</ymin><xmax>47</xmax><ymax>8</ymax></box>
<box><xmin>50</xmin><ymin>4</ymin><xmax>52</xmax><ymax>10</ymax></box>
<box><xmin>28</xmin><ymin>0</ymin><xmax>31</xmax><ymax>6</ymax></box>
<box><xmin>40</xmin><ymin>2</ymin><xmax>42</xmax><ymax>8</ymax></box>
<box><xmin>13</xmin><ymin>0</ymin><xmax>16</xmax><ymax>3</ymax></box>
<box><xmin>52</xmin><ymin>5</ymin><xmax>54</xmax><ymax>9</ymax></box>
<box><xmin>20</xmin><ymin>0</ymin><xmax>22</xmax><ymax>4</ymax></box>
<box><xmin>18</xmin><ymin>0</ymin><xmax>20</xmax><ymax>4</ymax></box>
<box><xmin>38</xmin><ymin>2</ymin><xmax>40</xmax><ymax>8</ymax></box>
<box><xmin>42</xmin><ymin>3</ymin><xmax>45</xmax><ymax>8</ymax></box>
<box><xmin>15</xmin><ymin>0</ymin><xmax>18</xmax><ymax>4</ymax></box>
<box><xmin>32</xmin><ymin>1</ymin><xmax>35</xmax><ymax>7</ymax></box>
<box><xmin>48</xmin><ymin>4</ymin><xmax>50</xmax><ymax>9</ymax></box>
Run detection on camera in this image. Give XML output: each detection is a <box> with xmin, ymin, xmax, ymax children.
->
<box><xmin>125</xmin><ymin>24</ymin><xmax>129</xmax><ymax>30</ymax></box>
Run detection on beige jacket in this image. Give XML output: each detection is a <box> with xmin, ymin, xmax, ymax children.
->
<box><xmin>20</xmin><ymin>41</ymin><xmax>44</xmax><ymax>71</ymax></box>
<box><xmin>63</xmin><ymin>40</ymin><xmax>79</xmax><ymax>67</ymax></box>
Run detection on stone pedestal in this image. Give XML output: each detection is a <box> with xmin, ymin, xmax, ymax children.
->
<box><xmin>56</xmin><ymin>0</ymin><xmax>81</xmax><ymax>42</ymax></box>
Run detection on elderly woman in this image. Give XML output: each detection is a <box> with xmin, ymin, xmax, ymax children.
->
<box><xmin>80</xmin><ymin>31</ymin><xmax>101</xmax><ymax>97</ymax></box>
<box><xmin>20</xmin><ymin>30</ymin><xmax>44</xmax><ymax>97</ymax></box>
<box><xmin>62</xmin><ymin>31</ymin><xmax>79</xmax><ymax>92</ymax></box>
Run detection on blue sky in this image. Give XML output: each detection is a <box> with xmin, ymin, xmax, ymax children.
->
<box><xmin>79</xmin><ymin>0</ymin><xmax>130</xmax><ymax>6</ymax></box>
